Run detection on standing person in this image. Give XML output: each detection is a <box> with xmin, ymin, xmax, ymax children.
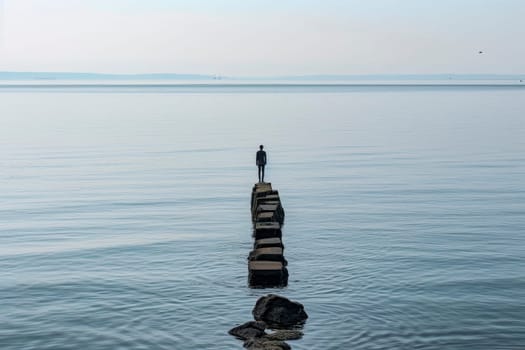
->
<box><xmin>256</xmin><ymin>145</ymin><xmax>267</xmax><ymax>183</ymax></box>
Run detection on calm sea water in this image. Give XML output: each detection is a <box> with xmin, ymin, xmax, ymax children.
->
<box><xmin>1</xmin><ymin>84</ymin><xmax>524</xmax><ymax>350</ymax></box>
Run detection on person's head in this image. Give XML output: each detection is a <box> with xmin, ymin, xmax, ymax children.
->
<box><xmin>259</xmin><ymin>145</ymin><xmax>264</xmax><ymax>150</ymax></box>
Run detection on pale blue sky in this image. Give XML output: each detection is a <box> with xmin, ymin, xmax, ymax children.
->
<box><xmin>0</xmin><ymin>0</ymin><xmax>524</xmax><ymax>76</ymax></box>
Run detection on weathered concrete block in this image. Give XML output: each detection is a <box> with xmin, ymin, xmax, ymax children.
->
<box><xmin>252</xmin><ymin>183</ymin><xmax>272</xmax><ymax>195</ymax></box>
<box><xmin>256</xmin><ymin>200</ymin><xmax>281</xmax><ymax>207</ymax></box>
<box><xmin>254</xmin><ymin>193</ymin><xmax>280</xmax><ymax>203</ymax></box>
<box><xmin>252</xmin><ymin>193</ymin><xmax>280</xmax><ymax>215</ymax></box>
<box><xmin>253</xmin><ymin>203</ymin><xmax>285</xmax><ymax>224</ymax></box>
<box><xmin>254</xmin><ymin>237</ymin><xmax>283</xmax><ymax>250</ymax></box>
<box><xmin>254</xmin><ymin>181</ymin><xmax>271</xmax><ymax>187</ymax></box>
<box><xmin>248</xmin><ymin>261</ymin><xmax>288</xmax><ymax>287</ymax></box>
<box><xmin>249</xmin><ymin>247</ymin><xmax>286</xmax><ymax>265</ymax></box>
<box><xmin>257</xmin><ymin>203</ymin><xmax>282</xmax><ymax>214</ymax></box>
<box><xmin>254</xmin><ymin>222</ymin><xmax>282</xmax><ymax>239</ymax></box>
<box><xmin>255</xmin><ymin>200</ymin><xmax>282</xmax><ymax>216</ymax></box>
<box><xmin>251</xmin><ymin>188</ymin><xmax>277</xmax><ymax>205</ymax></box>
<box><xmin>255</xmin><ymin>211</ymin><xmax>279</xmax><ymax>223</ymax></box>
<box><xmin>251</xmin><ymin>184</ymin><xmax>273</xmax><ymax>207</ymax></box>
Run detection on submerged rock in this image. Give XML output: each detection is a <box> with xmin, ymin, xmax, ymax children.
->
<box><xmin>228</xmin><ymin>321</ymin><xmax>267</xmax><ymax>340</ymax></box>
<box><xmin>252</xmin><ymin>294</ymin><xmax>308</xmax><ymax>327</ymax></box>
<box><xmin>243</xmin><ymin>338</ymin><xmax>291</xmax><ymax>350</ymax></box>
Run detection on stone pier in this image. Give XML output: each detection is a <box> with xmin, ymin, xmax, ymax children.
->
<box><xmin>249</xmin><ymin>182</ymin><xmax>288</xmax><ymax>287</ymax></box>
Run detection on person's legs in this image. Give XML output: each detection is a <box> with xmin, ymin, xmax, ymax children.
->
<box><xmin>261</xmin><ymin>165</ymin><xmax>265</xmax><ymax>182</ymax></box>
<box><xmin>258</xmin><ymin>166</ymin><xmax>262</xmax><ymax>182</ymax></box>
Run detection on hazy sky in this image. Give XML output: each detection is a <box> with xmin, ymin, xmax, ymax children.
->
<box><xmin>0</xmin><ymin>0</ymin><xmax>524</xmax><ymax>76</ymax></box>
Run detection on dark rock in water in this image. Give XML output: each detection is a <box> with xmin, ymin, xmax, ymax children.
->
<box><xmin>243</xmin><ymin>338</ymin><xmax>291</xmax><ymax>350</ymax></box>
<box><xmin>228</xmin><ymin>321</ymin><xmax>267</xmax><ymax>340</ymax></box>
<box><xmin>252</xmin><ymin>294</ymin><xmax>308</xmax><ymax>327</ymax></box>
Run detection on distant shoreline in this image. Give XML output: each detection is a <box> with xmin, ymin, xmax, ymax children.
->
<box><xmin>1</xmin><ymin>72</ymin><xmax>525</xmax><ymax>82</ymax></box>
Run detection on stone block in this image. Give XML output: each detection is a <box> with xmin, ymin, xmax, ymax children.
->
<box><xmin>252</xmin><ymin>182</ymin><xmax>272</xmax><ymax>192</ymax></box>
<box><xmin>254</xmin><ymin>203</ymin><xmax>284</xmax><ymax>224</ymax></box>
<box><xmin>251</xmin><ymin>191</ymin><xmax>280</xmax><ymax>214</ymax></box>
<box><xmin>254</xmin><ymin>222</ymin><xmax>282</xmax><ymax>239</ymax></box>
<box><xmin>249</xmin><ymin>247</ymin><xmax>285</xmax><ymax>264</ymax></box>
<box><xmin>255</xmin><ymin>211</ymin><xmax>279</xmax><ymax>223</ymax></box>
<box><xmin>254</xmin><ymin>237</ymin><xmax>283</xmax><ymax>250</ymax></box>
<box><xmin>248</xmin><ymin>261</ymin><xmax>288</xmax><ymax>287</ymax></box>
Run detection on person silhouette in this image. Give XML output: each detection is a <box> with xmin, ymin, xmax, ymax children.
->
<box><xmin>256</xmin><ymin>145</ymin><xmax>267</xmax><ymax>183</ymax></box>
